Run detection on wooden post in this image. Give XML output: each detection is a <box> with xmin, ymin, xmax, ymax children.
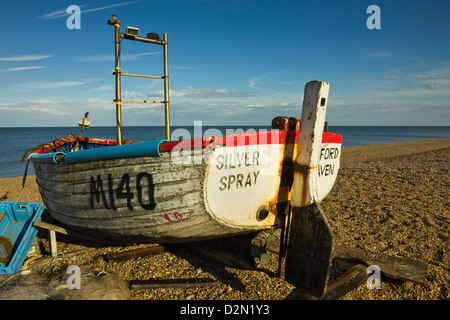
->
<box><xmin>285</xmin><ymin>81</ymin><xmax>335</xmax><ymax>298</ymax></box>
<box><xmin>290</xmin><ymin>81</ymin><xmax>329</xmax><ymax>208</ymax></box>
<box><xmin>49</xmin><ymin>230</ymin><xmax>57</xmax><ymax>257</ymax></box>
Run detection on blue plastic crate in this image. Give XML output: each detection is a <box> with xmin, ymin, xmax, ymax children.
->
<box><xmin>0</xmin><ymin>202</ymin><xmax>43</xmax><ymax>274</ymax></box>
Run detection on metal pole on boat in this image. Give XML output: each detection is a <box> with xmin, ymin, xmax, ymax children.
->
<box><xmin>108</xmin><ymin>15</ymin><xmax>170</xmax><ymax>143</ymax></box>
<box><xmin>163</xmin><ymin>33</ymin><xmax>170</xmax><ymax>141</ymax></box>
<box><xmin>111</xmin><ymin>16</ymin><xmax>123</xmax><ymax>145</ymax></box>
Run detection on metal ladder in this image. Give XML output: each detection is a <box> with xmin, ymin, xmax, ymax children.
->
<box><xmin>108</xmin><ymin>15</ymin><xmax>170</xmax><ymax>145</ymax></box>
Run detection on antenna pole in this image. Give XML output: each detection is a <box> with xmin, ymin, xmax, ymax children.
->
<box><xmin>163</xmin><ymin>33</ymin><xmax>170</xmax><ymax>141</ymax></box>
<box><xmin>108</xmin><ymin>15</ymin><xmax>170</xmax><ymax>143</ymax></box>
<box><xmin>114</xmin><ymin>20</ymin><xmax>123</xmax><ymax>145</ymax></box>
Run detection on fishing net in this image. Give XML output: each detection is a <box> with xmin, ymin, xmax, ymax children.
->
<box><xmin>0</xmin><ymin>269</ymin><xmax>130</xmax><ymax>300</ymax></box>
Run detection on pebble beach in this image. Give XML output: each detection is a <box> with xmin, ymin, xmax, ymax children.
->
<box><xmin>0</xmin><ymin>138</ymin><xmax>448</xmax><ymax>301</ymax></box>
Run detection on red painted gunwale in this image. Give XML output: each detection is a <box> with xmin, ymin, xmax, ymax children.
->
<box><xmin>33</xmin><ymin>130</ymin><xmax>342</xmax><ymax>155</ymax></box>
<box><xmin>158</xmin><ymin>130</ymin><xmax>342</xmax><ymax>153</ymax></box>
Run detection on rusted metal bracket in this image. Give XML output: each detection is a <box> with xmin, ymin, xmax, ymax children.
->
<box><xmin>269</xmin><ymin>117</ymin><xmax>300</xmax><ymax>277</ymax></box>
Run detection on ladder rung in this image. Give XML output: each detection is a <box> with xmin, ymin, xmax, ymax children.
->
<box><xmin>120</xmin><ymin>100</ymin><xmax>165</xmax><ymax>104</ymax></box>
<box><xmin>113</xmin><ymin>72</ymin><xmax>164</xmax><ymax>79</ymax></box>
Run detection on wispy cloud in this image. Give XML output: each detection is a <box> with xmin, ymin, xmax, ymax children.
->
<box><xmin>39</xmin><ymin>6</ymin><xmax>84</xmax><ymax>20</ymax></box>
<box><xmin>367</xmin><ymin>73</ymin><xmax>450</xmax><ymax>81</ymax></box>
<box><xmin>0</xmin><ymin>100</ymin><xmax>72</xmax><ymax>116</ymax></box>
<box><xmin>39</xmin><ymin>1</ymin><xmax>140</xmax><ymax>20</ymax></box>
<box><xmin>90</xmin><ymin>85</ymin><xmax>114</xmax><ymax>91</ymax></box>
<box><xmin>78</xmin><ymin>52</ymin><xmax>161</xmax><ymax>62</ymax></box>
<box><xmin>0</xmin><ymin>55</ymin><xmax>52</xmax><ymax>61</ymax></box>
<box><xmin>355</xmin><ymin>62</ymin><xmax>450</xmax><ymax>95</ymax></box>
<box><xmin>327</xmin><ymin>62</ymin><xmax>450</xmax><ymax>125</ymax></box>
<box><xmin>149</xmin><ymin>87</ymin><xmax>257</xmax><ymax>99</ymax></box>
<box><xmin>248</xmin><ymin>75</ymin><xmax>266</xmax><ymax>89</ymax></box>
<box><xmin>123</xmin><ymin>91</ymin><xmax>145</xmax><ymax>99</ymax></box>
<box><xmin>136</xmin><ymin>52</ymin><xmax>161</xmax><ymax>57</ymax></box>
<box><xmin>14</xmin><ymin>81</ymin><xmax>89</xmax><ymax>90</ymax></box>
<box><xmin>0</xmin><ymin>66</ymin><xmax>46</xmax><ymax>73</ymax></box>
<box><xmin>0</xmin><ymin>105</ymin><xmax>70</xmax><ymax>116</ymax></box>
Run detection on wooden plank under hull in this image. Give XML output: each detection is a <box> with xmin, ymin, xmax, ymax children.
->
<box><xmin>33</xmin><ymin>150</ymin><xmax>266</xmax><ymax>244</ymax></box>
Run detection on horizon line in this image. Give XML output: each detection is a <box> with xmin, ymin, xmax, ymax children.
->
<box><xmin>1</xmin><ymin>124</ymin><xmax>449</xmax><ymax>129</ymax></box>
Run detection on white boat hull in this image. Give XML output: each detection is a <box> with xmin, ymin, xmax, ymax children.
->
<box><xmin>32</xmin><ymin>130</ymin><xmax>341</xmax><ymax>244</ymax></box>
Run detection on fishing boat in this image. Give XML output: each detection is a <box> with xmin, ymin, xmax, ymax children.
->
<box><xmin>25</xmin><ymin>16</ymin><xmax>342</xmax><ymax>244</ymax></box>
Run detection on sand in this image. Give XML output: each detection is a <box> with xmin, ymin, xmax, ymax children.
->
<box><xmin>0</xmin><ymin>138</ymin><xmax>448</xmax><ymax>300</ymax></box>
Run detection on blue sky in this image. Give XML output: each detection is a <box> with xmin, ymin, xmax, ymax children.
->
<box><xmin>0</xmin><ymin>0</ymin><xmax>449</xmax><ymax>127</ymax></box>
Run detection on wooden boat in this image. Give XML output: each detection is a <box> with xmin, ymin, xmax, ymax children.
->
<box><xmin>26</xmin><ymin>16</ymin><xmax>342</xmax><ymax>244</ymax></box>
<box><xmin>28</xmin><ymin>120</ymin><xmax>341</xmax><ymax>244</ymax></box>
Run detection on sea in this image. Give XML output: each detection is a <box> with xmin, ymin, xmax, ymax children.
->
<box><xmin>0</xmin><ymin>125</ymin><xmax>449</xmax><ymax>179</ymax></box>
